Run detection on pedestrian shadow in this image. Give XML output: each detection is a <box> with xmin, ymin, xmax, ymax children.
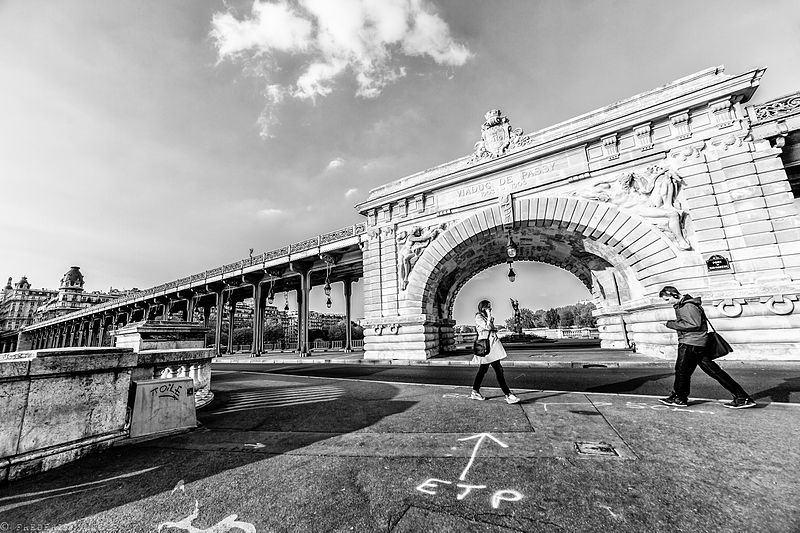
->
<box><xmin>0</xmin><ymin>380</ymin><xmax>415</xmax><ymax>529</ymax></box>
<box><xmin>586</xmin><ymin>372</ymin><xmax>674</xmax><ymax>394</ymax></box>
<box><xmin>751</xmin><ymin>376</ymin><xmax>800</xmax><ymax>404</ymax></box>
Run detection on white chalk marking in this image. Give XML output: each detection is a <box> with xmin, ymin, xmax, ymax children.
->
<box><xmin>157</xmin><ymin>499</ymin><xmax>256</xmax><ymax>533</ymax></box>
<box><xmin>456</xmin><ymin>483</ymin><xmax>487</xmax><ymax>500</ymax></box>
<box><xmin>171</xmin><ymin>479</ymin><xmax>185</xmax><ymax>494</ymax></box>
<box><xmin>244</xmin><ymin>443</ymin><xmax>266</xmax><ymax>449</ymax></box>
<box><xmin>491</xmin><ymin>489</ymin><xmax>523</xmax><ymax>509</ymax></box>
<box><xmin>457</xmin><ymin>433</ymin><xmax>508</xmax><ymax>481</ymax></box>
<box><xmin>415</xmin><ymin>478</ymin><xmax>452</xmax><ymax>495</ymax></box>
<box><xmin>540</xmin><ymin>401</ymin><xmax>612</xmax><ymax>412</ymax></box>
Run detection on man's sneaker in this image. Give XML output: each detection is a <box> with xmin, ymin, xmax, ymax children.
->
<box><xmin>724</xmin><ymin>397</ymin><xmax>757</xmax><ymax>409</ymax></box>
<box><xmin>658</xmin><ymin>395</ymin><xmax>688</xmax><ymax>407</ymax></box>
<box><xmin>470</xmin><ymin>390</ymin><xmax>486</xmax><ymax>401</ymax></box>
<box><xmin>505</xmin><ymin>393</ymin><xmax>520</xmax><ymax>404</ymax></box>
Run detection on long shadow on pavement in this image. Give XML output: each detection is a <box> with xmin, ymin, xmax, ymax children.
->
<box><xmin>585</xmin><ymin>372</ymin><xmax>674</xmax><ymax>394</ymax></box>
<box><xmin>0</xmin><ymin>379</ymin><xmax>416</xmax><ymax>529</ymax></box>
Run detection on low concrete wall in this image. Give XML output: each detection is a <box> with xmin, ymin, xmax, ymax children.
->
<box><xmin>0</xmin><ymin>348</ymin><xmax>136</xmax><ymax>483</ymax></box>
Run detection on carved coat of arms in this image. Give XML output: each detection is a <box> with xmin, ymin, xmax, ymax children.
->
<box><xmin>469</xmin><ymin>110</ymin><xmax>531</xmax><ymax>164</ymax></box>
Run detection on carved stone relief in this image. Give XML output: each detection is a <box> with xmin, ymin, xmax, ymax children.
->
<box><xmin>572</xmin><ymin>164</ymin><xmax>691</xmax><ymax>250</ymax></box>
<box><xmin>468</xmin><ymin>110</ymin><xmax>532</xmax><ymax>164</ymax></box>
<box><xmin>397</xmin><ymin>224</ymin><xmax>446</xmax><ymax>290</ymax></box>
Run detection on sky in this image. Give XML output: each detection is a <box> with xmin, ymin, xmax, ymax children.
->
<box><xmin>2</xmin><ymin>0</ymin><xmax>800</xmax><ymax>325</ymax></box>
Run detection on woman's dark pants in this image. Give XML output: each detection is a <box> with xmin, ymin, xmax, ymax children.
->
<box><xmin>673</xmin><ymin>343</ymin><xmax>748</xmax><ymax>401</ymax></box>
<box><xmin>473</xmin><ymin>361</ymin><xmax>511</xmax><ymax>395</ymax></box>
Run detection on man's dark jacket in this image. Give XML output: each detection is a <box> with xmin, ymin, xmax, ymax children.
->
<box><xmin>665</xmin><ymin>294</ymin><xmax>708</xmax><ymax>347</ymax></box>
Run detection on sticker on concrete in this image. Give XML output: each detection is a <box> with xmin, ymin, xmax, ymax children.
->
<box><xmin>415</xmin><ymin>432</ymin><xmax>523</xmax><ymax>509</ymax></box>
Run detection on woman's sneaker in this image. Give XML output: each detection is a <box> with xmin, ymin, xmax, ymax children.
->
<box><xmin>470</xmin><ymin>390</ymin><xmax>486</xmax><ymax>401</ymax></box>
<box><xmin>505</xmin><ymin>393</ymin><xmax>520</xmax><ymax>404</ymax></box>
<box><xmin>724</xmin><ymin>397</ymin><xmax>757</xmax><ymax>409</ymax></box>
<box><xmin>658</xmin><ymin>394</ymin><xmax>688</xmax><ymax>407</ymax></box>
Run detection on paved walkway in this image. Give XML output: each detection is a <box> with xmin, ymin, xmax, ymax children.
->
<box><xmin>214</xmin><ymin>340</ymin><xmax>800</xmax><ymax>368</ymax></box>
<box><xmin>3</xmin><ymin>369</ymin><xmax>798</xmax><ymax>532</ymax></box>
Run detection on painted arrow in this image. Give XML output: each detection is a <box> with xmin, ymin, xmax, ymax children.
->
<box><xmin>457</xmin><ymin>433</ymin><xmax>508</xmax><ymax>481</ymax></box>
<box><xmin>244</xmin><ymin>443</ymin><xmax>266</xmax><ymax>449</ymax></box>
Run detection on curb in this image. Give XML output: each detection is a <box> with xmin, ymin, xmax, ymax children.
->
<box><xmin>211</xmin><ymin>357</ymin><xmax>800</xmax><ymax>370</ymax></box>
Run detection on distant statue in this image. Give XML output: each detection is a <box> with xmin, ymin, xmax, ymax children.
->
<box><xmin>510</xmin><ymin>298</ymin><xmax>522</xmax><ymax>334</ymax></box>
<box><xmin>398</xmin><ymin>225</ymin><xmax>443</xmax><ymax>290</ymax></box>
<box><xmin>577</xmin><ymin>165</ymin><xmax>690</xmax><ymax>249</ymax></box>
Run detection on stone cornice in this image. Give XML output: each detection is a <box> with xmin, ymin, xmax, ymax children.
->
<box><xmin>355</xmin><ymin>66</ymin><xmax>765</xmax><ymax>213</ymax></box>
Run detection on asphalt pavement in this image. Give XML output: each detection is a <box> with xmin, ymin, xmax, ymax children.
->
<box><xmin>2</xmin><ymin>357</ymin><xmax>799</xmax><ymax>532</ymax></box>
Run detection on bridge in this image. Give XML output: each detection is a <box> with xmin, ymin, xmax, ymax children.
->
<box><xmin>15</xmin><ymin>65</ymin><xmax>800</xmax><ymax>361</ymax></box>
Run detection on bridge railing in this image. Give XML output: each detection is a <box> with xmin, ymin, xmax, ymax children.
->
<box><xmin>25</xmin><ymin>223</ymin><xmax>367</xmax><ymax>330</ymax></box>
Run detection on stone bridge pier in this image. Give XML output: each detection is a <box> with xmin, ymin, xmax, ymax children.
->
<box><xmin>356</xmin><ymin>66</ymin><xmax>800</xmax><ymax>361</ymax></box>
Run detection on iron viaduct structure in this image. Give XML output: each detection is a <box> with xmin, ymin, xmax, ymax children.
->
<box><xmin>14</xmin><ymin>65</ymin><xmax>800</xmax><ymax>361</ymax></box>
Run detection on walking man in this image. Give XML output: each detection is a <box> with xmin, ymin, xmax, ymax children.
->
<box><xmin>658</xmin><ymin>286</ymin><xmax>756</xmax><ymax>409</ymax></box>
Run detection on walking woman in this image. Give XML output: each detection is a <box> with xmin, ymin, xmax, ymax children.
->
<box><xmin>471</xmin><ymin>300</ymin><xmax>520</xmax><ymax>404</ymax></box>
<box><xmin>659</xmin><ymin>286</ymin><xmax>756</xmax><ymax>409</ymax></box>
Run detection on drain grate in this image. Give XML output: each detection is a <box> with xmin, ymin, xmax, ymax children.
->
<box><xmin>575</xmin><ymin>441</ymin><xmax>618</xmax><ymax>456</ymax></box>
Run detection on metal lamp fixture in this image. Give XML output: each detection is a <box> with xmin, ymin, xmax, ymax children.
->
<box><xmin>283</xmin><ymin>291</ymin><xmax>289</xmax><ymax>312</ymax></box>
<box><xmin>326</xmin><ymin>297</ymin><xmax>332</xmax><ymax>309</ymax></box>
<box><xmin>507</xmin><ymin>260</ymin><xmax>516</xmax><ymax>283</ymax></box>
<box><xmin>267</xmin><ymin>279</ymin><xmax>275</xmax><ymax>304</ymax></box>
<box><xmin>506</xmin><ymin>231</ymin><xmax>518</xmax><ymax>259</ymax></box>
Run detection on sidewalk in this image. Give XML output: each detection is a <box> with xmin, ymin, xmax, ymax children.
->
<box><xmin>2</xmin><ymin>370</ymin><xmax>798</xmax><ymax>532</ymax></box>
<box><xmin>213</xmin><ymin>340</ymin><xmax>800</xmax><ymax>369</ymax></box>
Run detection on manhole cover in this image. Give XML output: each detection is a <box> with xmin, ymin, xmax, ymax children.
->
<box><xmin>575</xmin><ymin>441</ymin><xmax>618</xmax><ymax>456</ymax></box>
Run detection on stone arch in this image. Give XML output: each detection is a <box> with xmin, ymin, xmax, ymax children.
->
<box><xmin>404</xmin><ymin>196</ymin><xmax>684</xmax><ymax>326</ymax></box>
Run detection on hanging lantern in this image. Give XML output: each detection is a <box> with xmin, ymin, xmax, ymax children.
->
<box><xmin>283</xmin><ymin>291</ymin><xmax>289</xmax><ymax>312</ymax></box>
<box><xmin>326</xmin><ymin>297</ymin><xmax>332</xmax><ymax>309</ymax></box>
<box><xmin>267</xmin><ymin>280</ymin><xmax>275</xmax><ymax>304</ymax></box>
<box><xmin>506</xmin><ymin>231</ymin><xmax>518</xmax><ymax>259</ymax></box>
<box><xmin>507</xmin><ymin>261</ymin><xmax>516</xmax><ymax>283</ymax></box>
<box><xmin>324</xmin><ymin>281</ymin><xmax>332</xmax><ymax>297</ymax></box>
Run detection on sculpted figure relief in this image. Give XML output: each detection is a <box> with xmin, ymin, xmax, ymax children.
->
<box><xmin>577</xmin><ymin>165</ymin><xmax>690</xmax><ymax>250</ymax></box>
<box><xmin>398</xmin><ymin>225</ymin><xmax>444</xmax><ymax>290</ymax></box>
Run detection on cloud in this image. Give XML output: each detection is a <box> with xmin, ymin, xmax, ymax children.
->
<box><xmin>326</xmin><ymin>157</ymin><xmax>345</xmax><ymax>171</ymax></box>
<box><xmin>211</xmin><ymin>0</ymin><xmax>472</xmax><ymax>137</ymax></box>
<box><xmin>344</xmin><ymin>187</ymin><xmax>359</xmax><ymax>198</ymax></box>
<box><xmin>256</xmin><ymin>207</ymin><xmax>284</xmax><ymax>217</ymax></box>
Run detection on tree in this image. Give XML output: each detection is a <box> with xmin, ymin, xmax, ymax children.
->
<box><xmin>544</xmin><ymin>308</ymin><xmax>560</xmax><ymax>329</ymax></box>
<box><xmin>263</xmin><ymin>323</ymin><xmax>284</xmax><ymax>343</ymax></box>
<box><xmin>327</xmin><ymin>320</ymin><xmax>364</xmax><ymax>341</ymax></box>
<box><xmin>232</xmin><ymin>327</ymin><xmax>253</xmax><ymax>344</ymax></box>
<box><xmin>574</xmin><ymin>302</ymin><xmax>597</xmax><ymax>327</ymax></box>
<box><xmin>505</xmin><ymin>308</ymin><xmax>538</xmax><ymax>331</ymax></box>
<box><xmin>558</xmin><ymin>308</ymin><xmax>575</xmax><ymax>327</ymax></box>
<box><xmin>308</xmin><ymin>328</ymin><xmax>327</xmax><ymax>342</ymax></box>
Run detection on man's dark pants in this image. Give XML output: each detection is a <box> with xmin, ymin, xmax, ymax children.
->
<box><xmin>673</xmin><ymin>343</ymin><xmax>748</xmax><ymax>401</ymax></box>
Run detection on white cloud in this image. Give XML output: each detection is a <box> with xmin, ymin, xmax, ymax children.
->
<box><xmin>211</xmin><ymin>0</ymin><xmax>472</xmax><ymax>136</ymax></box>
<box><xmin>344</xmin><ymin>187</ymin><xmax>359</xmax><ymax>198</ymax></box>
<box><xmin>256</xmin><ymin>207</ymin><xmax>284</xmax><ymax>217</ymax></box>
<box><xmin>326</xmin><ymin>157</ymin><xmax>345</xmax><ymax>171</ymax></box>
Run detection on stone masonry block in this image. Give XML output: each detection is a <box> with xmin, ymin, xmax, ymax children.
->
<box><xmin>776</xmin><ymin>229</ymin><xmax>800</xmax><ymax>244</ymax></box>
<box><xmin>781</xmin><ymin>254</ymin><xmax>800</xmax><ymax>267</ymax></box>
<box><xmin>717</xmin><ymin>202</ymin><xmax>737</xmax><ymax>216</ymax></box>
<box><xmin>603</xmin><ymin>217</ymin><xmax>639</xmax><ymax>247</ymax></box>
<box><xmin>720</xmin><ymin>174</ymin><xmax>760</xmax><ymax>193</ymax></box>
<box><xmin>773</xmin><ymin>217</ymin><xmax>800</xmax><ymax>231</ymax></box>
<box><xmin>474</xmin><ymin>211</ymin><xmax>490</xmax><ymax>233</ymax></box>
<box><xmin>762</xmin><ymin>181</ymin><xmax>791</xmax><ymax>195</ymax></box>
<box><xmin>695</xmin><ymin>238</ymin><xmax>730</xmax><ymax>253</ymax></box>
<box><xmin>537</xmin><ymin>197</ymin><xmax>549</xmax><ymax>222</ymax></box>
<box><xmin>552</xmin><ymin>197</ymin><xmax>569</xmax><ymax>226</ymax></box>
<box><xmin>683</xmin><ymin>184</ymin><xmax>715</xmax><ymax>199</ymax></box>
<box><xmin>736</xmin><ymin>233</ymin><xmax>778</xmax><ymax>248</ymax></box>
<box><xmin>682</xmin><ymin>173</ymin><xmax>712</xmax><ymax>187</ymax></box>
<box><xmin>691</xmin><ymin>205</ymin><xmax>722</xmax><ymax>221</ymax></box>
<box><xmin>731</xmin><ymin>256</ymin><xmax>785</xmax><ymax>273</ymax></box>
<box><xmin>725</xmin><ymin>220</ymin><xmax>774</xmax><ymax>238</ymax></box>
<box><xmin>631</xmin><ymin>247</ymin><xmax>674</xmax><ymax>270</ymax></box>
<box><xmin>677</xmin><ymin>162</ymin><xmax>709</xmax><ymax>177</ymax></box>
<box><xmin>759</xmin><ymin>169</ymin><xmax>790</xmax><ymax>185</ymax></box>
<box><xmin>544</xmin><ymin>197</ymin><xmax>558</xmax><ymax>224</ymax></box>
<box><xmin>729</xmin><ymin>244</ymin><xmax>780</xmax><ymax>261</ymax></box>
<box><xmin>575</xmin><ymin>203</ymin><xmax>600</xmax><ymax>233</ymax></box>
<box><xmin>694</xmin><ymin>228</ymin><xmax>726</xmax><ymax>242</ymax></box>
<box><xmin>722</xmin><ymin>210</ymin><xmax>768</xmax><ymax>226</ymax></box>
<box><xmin>559</xmin><ymin>198</ymin><xmax>579</xmax><ymax>227</ymax></box>
<box><xmin>717</xmin><ymin>151</ymin><xmax>755</xmax><ymax>168</ymax></box>
<box><xmin>566</xmin><ymin>202</ymin><xmax>589</xmax><ymax>231</ymax></box>
<box><xmin>692</xmin><ymin>216</ymin><xmax>723</xmax><ymax>231</ymax></box>
<box><xmin>755</xmin><ymin>157</ymin><xmax>786</xmax><ymax>173</ymax></box>
<box><xmin>779</xmin><ymin>241</ymin><xmax>800</xmax><ymax>256</ymax></box>
<box><xmin>729</xmin><ymin>186</ymin><xmax>764</xmax><ymax>202</ymax></box>
<box><xmin>684</xmin><ymin>195</ymin><xmax>717</xmax><ymax>210</ymax></box>
<box><xmin>707</xmin><ymin>170</ymin><xmax>728</xmax><ymax>184</ymax></box>
<box><xmin>589</xmin><ymin>208</ymin><xmax>618</xmax><ymax>239</ymax></box>
<box><xmin>769</xmin><ymin>204</ymin><xmax>800</xmax><ymax>219</ymax></box>
<box><xmin>765</xmin><ymin>193</ymin><xmax>796</xmax><ymax>208</ymax></box>
<box><xmin>592</xmin><ymin>211</ymin><xmax>624</xmax><ymax>241</ymax></box>
<box><xmin>732</xmin><ymin>197</ymin><xmax>767</xmax><ymax>213</ymax></box>
<box><xmin>583</xmin><ymin>204</ymin><xmax>611</xmax><ymax>237</ymax></box>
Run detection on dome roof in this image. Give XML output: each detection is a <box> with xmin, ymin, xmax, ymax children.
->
<box><xmin>60</xmin><ymin>266</ymin><xmax>85</xmax><ymax>289</ymax></box>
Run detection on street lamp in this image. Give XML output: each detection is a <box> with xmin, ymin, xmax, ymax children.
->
<box><xmin>267</xmin><ymin>279</ymin><xmax>275</xmax><ymax>305</ymax></box>
<box><xmin>283</xmin><ymin>291</ymin><xmax>289</xmax><ymax>312</ymax></box>
<box><xmin>506</xmin><ymin>231</ymin><xmax>518</xmax><ymax>259</ymax></box>
<box><xmin>507</xmin><ymin>260</ymin><xmax>516</xmax><ymax>283</ymax></box>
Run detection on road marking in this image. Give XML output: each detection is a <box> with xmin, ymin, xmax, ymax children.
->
<box><xmin>540</xmin><ymin>401</ymin><xmax>612</xmax><ymax>412</ymax></box>
<box><xmin>457</xmin><ymin>433</ymin><xmax>508</xmax><ymax>481</ymax></box>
